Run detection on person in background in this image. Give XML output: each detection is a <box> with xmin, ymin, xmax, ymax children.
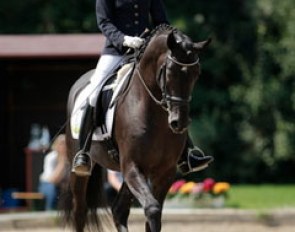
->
<box><xmin>105</xmin><ymin>170</ymin><xmax>123</xmax><ymax>204</ymax></box>
<box><xmin>38</xmin><ymin>134</ymin><xmax>67</xmax><ymax>210</ymax></box>
<box><xmin>107</xmin><ymin>170</ymin><xmax>123</xmax><ymax>192</ymax></box>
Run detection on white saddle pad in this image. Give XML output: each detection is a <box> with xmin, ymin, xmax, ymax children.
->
<box><xmin>70</xmin><ymin>63</ymin><xmax>133</xmax><ymax>141</ymax></box>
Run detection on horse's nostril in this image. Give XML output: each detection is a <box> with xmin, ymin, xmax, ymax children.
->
<box><xmin>170</xmin><ymin>120</ymin><xmax>179</xmax><ymax>129</ymax></box>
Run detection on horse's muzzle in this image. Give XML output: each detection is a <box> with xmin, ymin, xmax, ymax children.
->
<box><xmin>168</xmin><ymin>107</ymin><xmax>191</xmax><ymax>134</ymax></box>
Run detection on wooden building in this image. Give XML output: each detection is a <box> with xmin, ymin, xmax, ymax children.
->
<box><xmin>0</xmin><ymin>34</ymin><xmax>105</xmax><ymax>193</ymax></box>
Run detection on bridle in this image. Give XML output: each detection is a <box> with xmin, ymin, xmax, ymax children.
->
<box><xmin>136</xmin><ymin>53</ymin><xmax>199</xmax><ymax>112</ymax></box>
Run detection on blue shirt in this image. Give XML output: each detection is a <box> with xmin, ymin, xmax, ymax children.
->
<box><xmin>96</xmin><ymin>0</ymin><xmax>169</xmax><ymax>55</ymax></box>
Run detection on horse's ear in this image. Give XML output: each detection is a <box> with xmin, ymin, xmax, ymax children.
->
<box><xmin>193</xmin><ymin>38</ymin><xmax>212</xmax><ymax>52</ymax></box>
<box><xmin>167</xmin><ymin>31</ymin><xmax>180</xmax><ymax>50</ymax></box>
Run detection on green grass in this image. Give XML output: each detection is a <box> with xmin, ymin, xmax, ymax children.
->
<box><xmin>226</xmin><ymin>185</ymin><xmax>295</xmax><ymax>209</ymax></box>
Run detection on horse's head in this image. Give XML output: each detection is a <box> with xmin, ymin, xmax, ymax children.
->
<box><xmin>161</xmin><ymin>30</ymin><xmax>210</xmax><ymax>134</ymax></box>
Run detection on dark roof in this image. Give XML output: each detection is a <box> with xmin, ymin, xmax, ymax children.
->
<box><xmin>0</xmin><ymin>34</ymin><xmax>105</xmax><ymax>59</ymax></box>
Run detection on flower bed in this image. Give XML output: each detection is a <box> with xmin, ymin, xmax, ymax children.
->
<box><xmin>165</xmin><ymin>178</ymin><xmax>230</xmax><ymax>208</ymax></box>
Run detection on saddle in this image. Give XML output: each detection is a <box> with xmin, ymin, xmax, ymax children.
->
<box><xmin>96</xmin><ymin>62</ymin><xmax>135</xmax><ymax>127</ymax></box>
<box><xmin>93</xmin><ymin>62</ymin><xmax>136</xmax><ymax>161</ymax></box>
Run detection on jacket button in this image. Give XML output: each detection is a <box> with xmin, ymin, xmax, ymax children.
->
<box><xmin>134</xmin><ymin>21</ymin><xmax>139</xmax><ymax>25</ymax></box>
<box><xmin>134</xmin><ymin>4</ymin><xmax>138</xmax><ymax>8</ymax></box>
<box><xmin>134</xmin><ymin>13</ymin><xmax>139</xmax><ymax>17</ymax></box>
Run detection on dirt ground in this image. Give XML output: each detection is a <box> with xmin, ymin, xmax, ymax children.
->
<box><xmin>2</xmin><ymin>208</ymin><xmax>295</xmax><ymax>232</ymax></box>
<box><xmin>3</xmin><ymin>222</ymin><xmax>295</xmax><ymax>232</ymax></box>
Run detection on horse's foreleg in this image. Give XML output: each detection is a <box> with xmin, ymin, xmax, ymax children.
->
<box><xmin>146</xmin><ymin>168</ymin><xmax>177</xmax><ymax>232</ymax></box>
<box><xmin>112</xmin><ymin>182</ymin><xmax>133</xmax><ymax>232</ymax></box>
<box><xmin>71</xmin><ymin>175</ymin><xmax>89</xmax><ymax>232</ymax></box>
<box><xmin>124</xmin><ymin>164</ymin><xmax>161</xmax><ymax>232</ymax></box>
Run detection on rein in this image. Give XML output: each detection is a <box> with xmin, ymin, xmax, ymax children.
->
<box><xmin>136</xmin><ymin>53</ymin><xmax>199</xmax><ymax>111</ymax></box>
<box><xmin>136</xmin><ymin>67</ymin><xmax>168</xmax><ymax>111</ymax></box>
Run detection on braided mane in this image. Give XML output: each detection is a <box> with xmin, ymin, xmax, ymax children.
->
<box><xmin>136</xmin><ymin>24</ymin><xmax>177</xmax><ymax>60</ymax></box>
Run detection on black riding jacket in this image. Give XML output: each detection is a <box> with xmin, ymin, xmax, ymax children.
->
<box><xmin>96</xmin><ymin>0</ymin><xmax>169</xmax><ymax>55</ymax></box>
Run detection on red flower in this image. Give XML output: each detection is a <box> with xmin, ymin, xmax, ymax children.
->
<box><xmin>203</xmin><ymin>178</ymin><xmax>215</xmax><ymax>192</ymax></box>
<box><xmin>169</xmin><ymin>179</ymin><xmax>186</xmax><ymax>194</ymax></box>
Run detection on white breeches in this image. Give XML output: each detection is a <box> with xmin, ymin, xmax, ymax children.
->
<box><xmin>86</xmin><ymin>55</ymin><xmax>122</xmax><ymax>106</ymax></box>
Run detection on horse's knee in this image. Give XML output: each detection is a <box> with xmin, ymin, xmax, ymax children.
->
<box><xmin>144</xmin><ymin>203</ymin><xmax>161</xmax><ymax>220</ymax></box>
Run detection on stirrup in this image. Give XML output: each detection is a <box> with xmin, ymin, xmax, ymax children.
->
<box><xmin>178</xmin><ymin>159</ymin><xmax>209</xmax><ymax>175</ymax></box>
<box><xmin>186</xmin><ymin>159</ymin><xmax>209</xmax><ymax>174</ymax></box>
<box><xmin>188</xmin><ymin>146</ymin><xmax>205</xmax><ymax>157</ymax></box>
<box><xmin>178</xmin><ymin>147</ymin><xmax>213</xmax><ymax>175</ymax></box>
<box><xmin>72</xmin><ymin>150</ymin><xmax>93</xmax><ymax>176</ymax></box>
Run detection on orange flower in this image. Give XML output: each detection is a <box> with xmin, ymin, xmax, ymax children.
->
<box><xmin>213</xmin><ymin>182</ymin><xmax>230</xmax><ymax>194</ymax></box>
<box><xmin>179</xmin><ymin>182</ymin><xmax>197</xmax><ymax>194</ymax></box>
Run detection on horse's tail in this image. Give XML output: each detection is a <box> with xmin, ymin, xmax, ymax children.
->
<box><xmin>86</xmin><ymin>164</ymin><xmax>111</xmax><ymax>230</ymax></box>
<box><xmin>59</xmin><ymin>164</ymin><xmax>110</xmax><ymax>232</ymax></box>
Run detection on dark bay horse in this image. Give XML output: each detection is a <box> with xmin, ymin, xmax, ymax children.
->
<box><xmin>62</xmin><ymin>24</ymin><xmax>210</xmax><ymax>232</ymax></box>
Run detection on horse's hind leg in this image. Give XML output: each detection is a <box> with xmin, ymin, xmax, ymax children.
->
<box><xmin>111</xmin><ymin>182</ymin><xmax>133</xmax><ymax>232</ymax></box>
<box><xmin>71</xmin><ymin>175</ymin><xmax>89</xmax><ymax>232</ymax></box>
<box><xmin>124</xmin><ymin>164</ymin><xmax>161</xmax><ymax>232</ymax></box>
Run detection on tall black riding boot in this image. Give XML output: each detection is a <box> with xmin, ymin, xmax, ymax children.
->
<box><xmin>72</xmin><ymin>103</ymin><xmax>94</xmax><ymax>176</ymax></box>
<box><xmin>178</xmin><ymin>137</ymin><xmax>214</xmax><ymax>175</ymax></box>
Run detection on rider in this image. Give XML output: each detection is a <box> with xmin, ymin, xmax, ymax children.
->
<box><xmin>72</xmin><ymin>0</ymin><xmax>214</xmax><ymax>176</ymax></box>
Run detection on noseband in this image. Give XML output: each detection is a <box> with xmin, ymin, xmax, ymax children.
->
<box><xmin>136</xmin><ymin>53</ymin><xmax>199</xmax><ymax>112</ymax></box>
<box><xmin>167</xmin><ymin>54</ymin><xmax>200</xmax><ymax>67</ymax></box>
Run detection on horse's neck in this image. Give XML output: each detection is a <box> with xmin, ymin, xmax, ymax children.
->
<box><xmin>139</xmin><ymin>35</ymin><xmax>168</xmax><ymax>88</ymax></box>
<box><xmin>136</xmin><ymin>61</ymin><xmax>163</xmax><ymax>104</ymax></box>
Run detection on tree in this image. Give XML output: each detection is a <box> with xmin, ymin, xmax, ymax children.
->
<box><xmin>0</xmin><ymin>0</ymin><xmax>97</xmax><ymax>33</ymax></box>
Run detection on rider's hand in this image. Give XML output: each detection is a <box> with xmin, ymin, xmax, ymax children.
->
<box><xmin>123</xmin><ymin>36</ymin><xmax>144</xmax><ymax>49</ymax></box>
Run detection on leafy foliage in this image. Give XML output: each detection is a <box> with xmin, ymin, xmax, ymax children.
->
<box><xmin>0</xmin><ymin>0</ymin><xmax>97</xmax><ymax>33</ymax></box>
<box><xmin>165</xmin><ymin>0</ymin><xmax>295</xmax><ymax>183</ymax></box>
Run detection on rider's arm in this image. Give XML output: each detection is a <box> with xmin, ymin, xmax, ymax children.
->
<box><xmin>96</xmin><ymin>0</ymin><xmax>125</xmax><ymax>51</ymax></box>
